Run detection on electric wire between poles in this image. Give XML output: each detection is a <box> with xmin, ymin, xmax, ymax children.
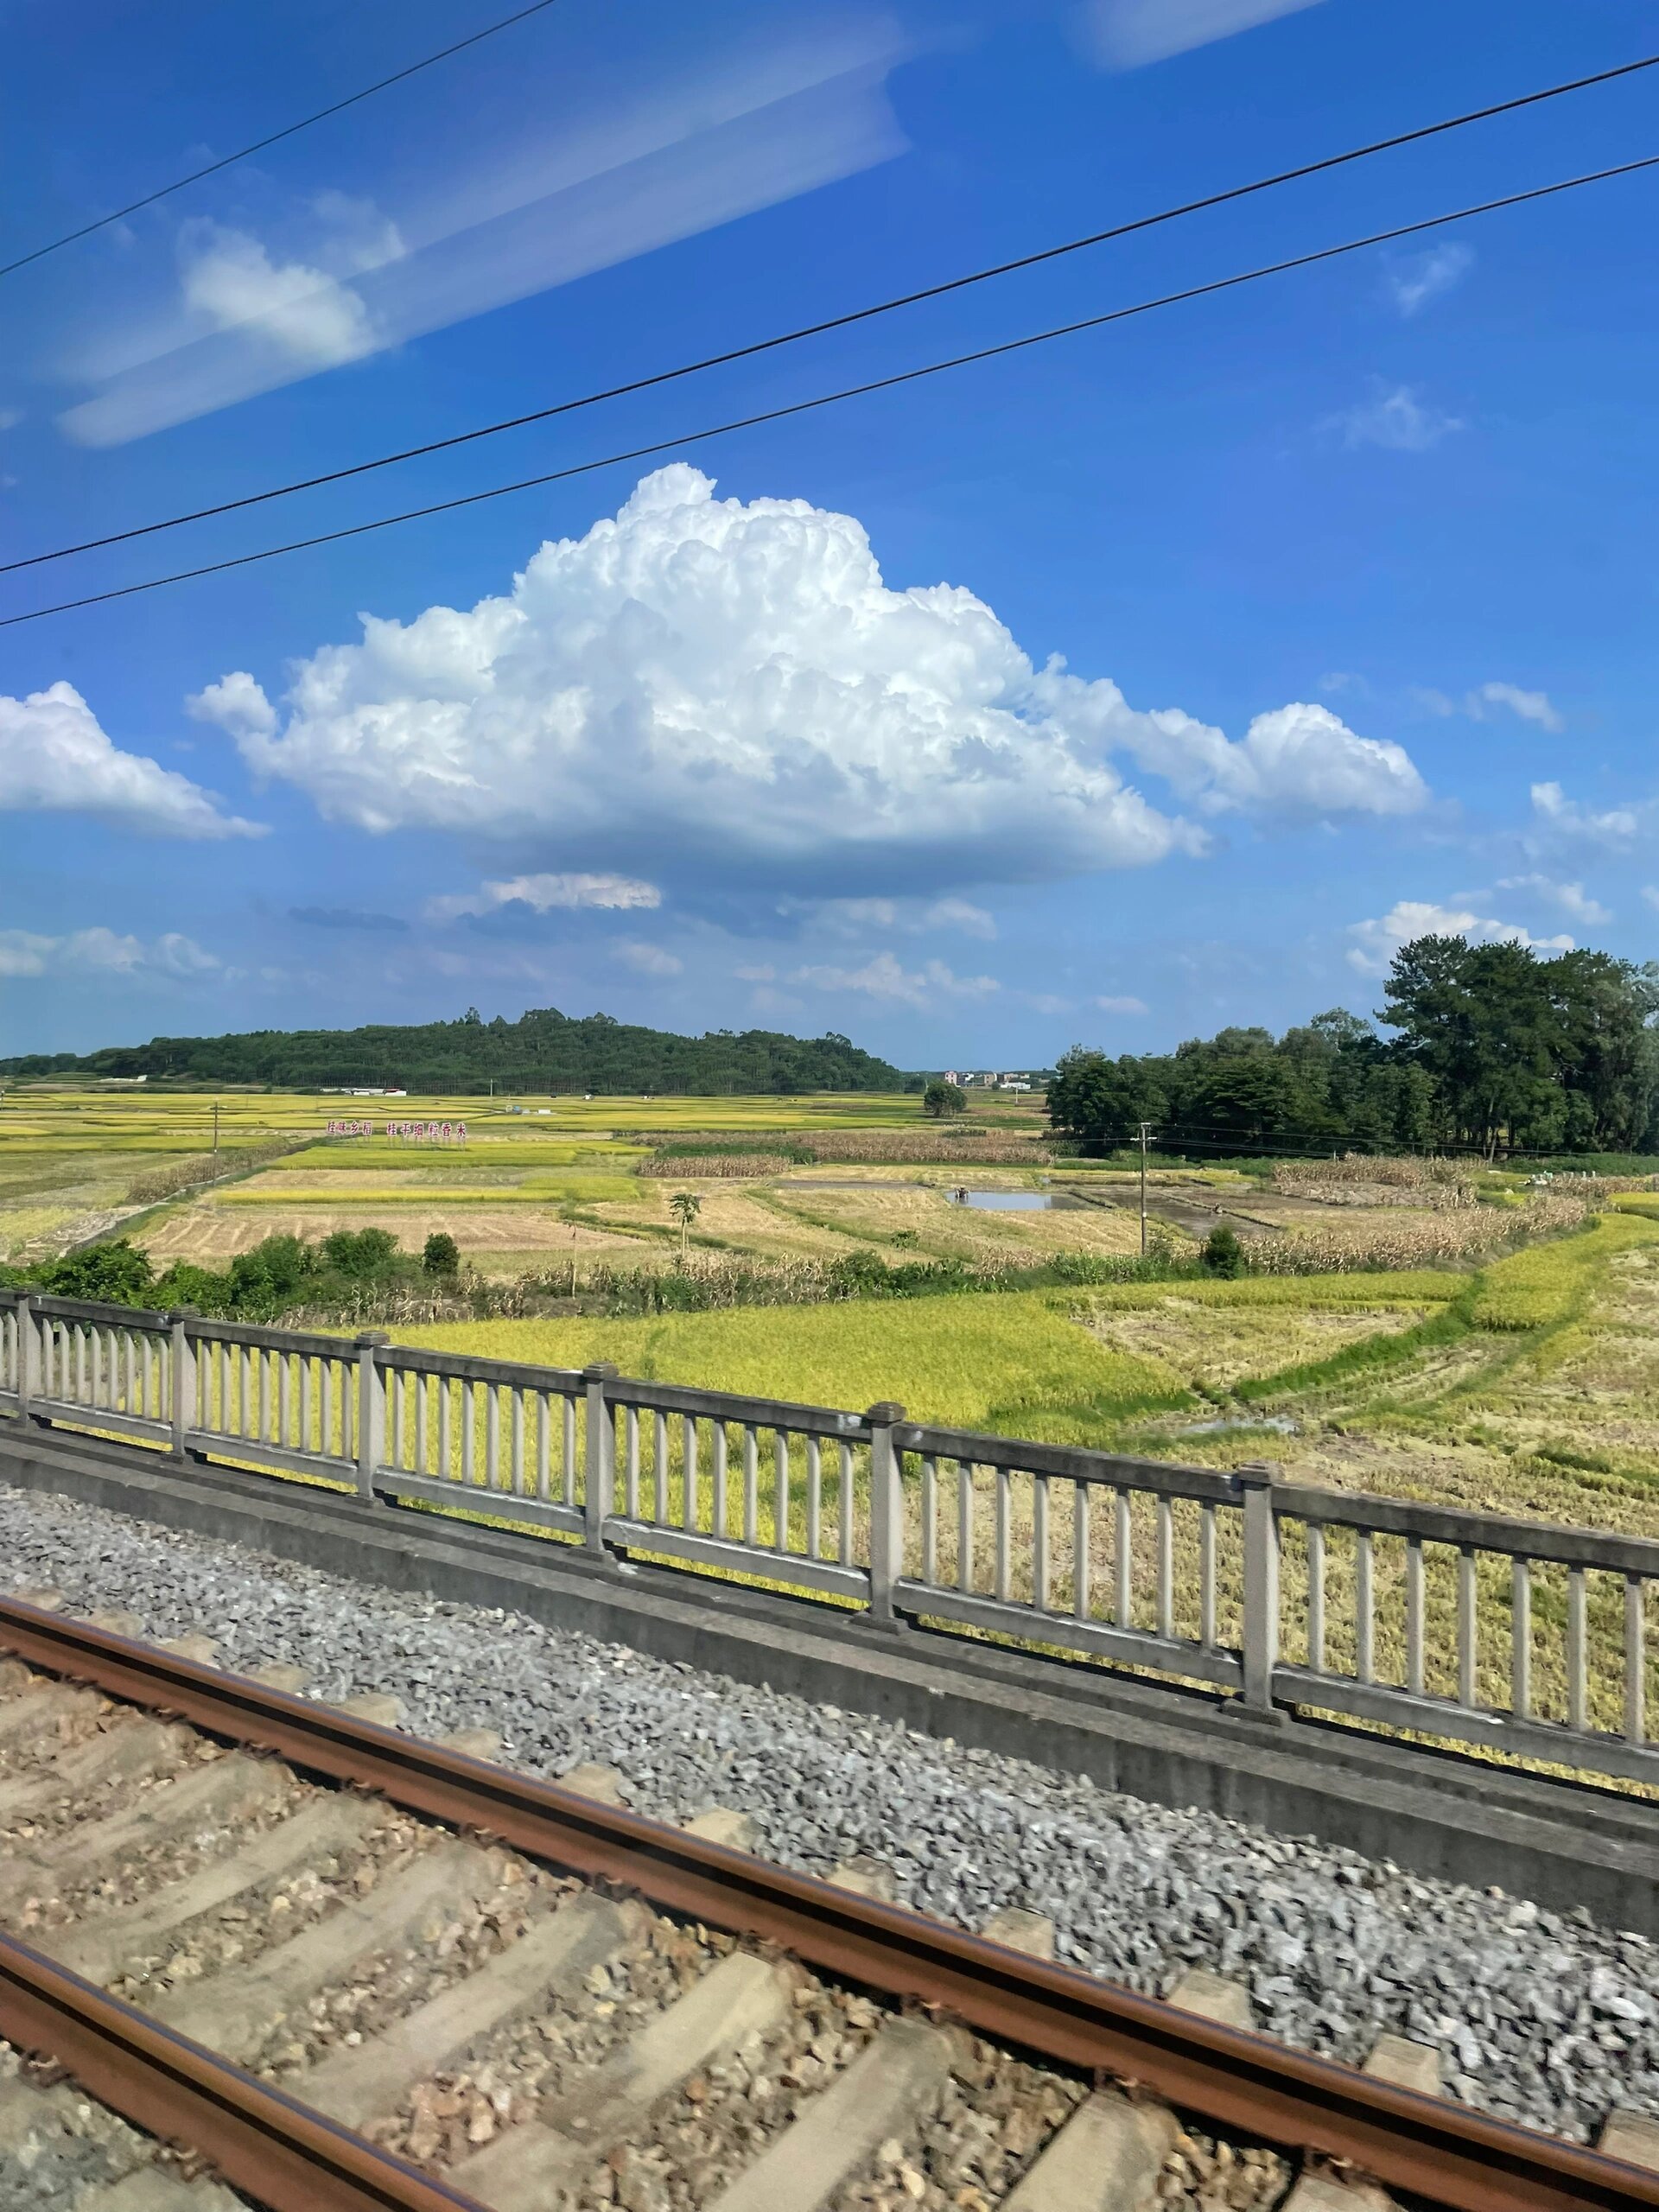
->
<box><xmin>5</xmin><ymin>48</ymin><xmax>1656</xmax><ymax>578</ymax></box>
<box><xmin>5</xmin><ymin>149</ymin><xmax>1655</xmax><ymax>632</ymax></box>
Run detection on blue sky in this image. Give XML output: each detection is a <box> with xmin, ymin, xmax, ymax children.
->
<box><xmin>3</xmin><ymin>0</ymin><xmax>1656</xmax><ymax>1069</ymax></box>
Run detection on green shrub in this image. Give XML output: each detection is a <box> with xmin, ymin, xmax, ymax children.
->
<box><xmin>151</xmin><ymin>1262</ymin><xmax>235</xmax><ymax>1315</ymax></box>
<box><xmin>43</xmin><ymin>1238</ymin><xmax>154</xmax><ymax>1303</ymax></box>
<box><xmin>423</xmin><ymin>1232</ymin><xmax>461</xmax><ymax>1277</ymax></box>
<box><xmin>1200</xmin><ymin>1225</ymin><xmax>1244</xmax><ymax>1279</ymax></box>
<box><xmin>321</xmin><ymin>1227</ymin><xmax>399</xmax><ymax>1279</ymax></box>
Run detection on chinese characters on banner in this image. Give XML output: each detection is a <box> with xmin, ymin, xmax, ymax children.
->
<box><xmin>324</xmin><ymin>1120</ymin><xmax>468</xmax><ymax>1141</ymax></box>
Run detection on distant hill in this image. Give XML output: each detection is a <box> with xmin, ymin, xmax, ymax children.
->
<box><xmin>1</xmin><ymin>1006</ymin><xmax>916</xmax><ymax>1096</ymax></box>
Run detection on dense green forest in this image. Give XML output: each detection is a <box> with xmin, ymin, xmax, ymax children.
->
<box><xmin>0</xmin><ymin>1006</ymin><xmax>913</xmax><ymax>1096</ymax></box>
<box><xmin>1048</xmin><ymin>937</ymin><xmax>1659</xmax><ymax>1159</ymax></box>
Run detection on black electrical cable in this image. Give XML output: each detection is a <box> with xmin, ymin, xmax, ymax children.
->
<box><xmin>5</xmin><ymin>148</ymin><xmax>1654</xmax><ymax>631</ymax></box>
<box><xmin>7</xmin><ymin>48</ymin><xmax>1656</xmax><ymax>577</ymax></box>
<box><xmin>0</xmin><ymin>0</ymin><xmax>565</xmax><ymax>281</ymax></box>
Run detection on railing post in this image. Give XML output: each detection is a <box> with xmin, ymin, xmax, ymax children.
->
<box><xmin>583</xmin><ymin>1363</ymin><xmax>618</xmax><ymax>1557</ymax></box>
<box><xmin>1238</xmin><ymin>1459</ymin><xmax>1281</xmax><ymax>1715</ymax></box>
<box><xmin>13</xmin><ymin>1294</ymin><xmax>37</xmax><ymax>1423</ymax></box>
<box><xmin>168</xmin><ymin>1309</ymin><xmax>198</xmax><ymax>1456</ymax></box>
<box><xmin>865</xmin><ymin>1402</ymin><xmax>907</xmax><ymax>1627</ymax></box>
<box><xmin>355</xmin><ymin>1332</ymin><xmax>390</xmax><ymax>1501</ymax></box>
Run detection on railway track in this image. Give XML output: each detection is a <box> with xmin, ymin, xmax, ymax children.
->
<box><xmin>0</xmin><ymin>1594</ymin><xmax>1655</xmax><ymax>2212</ymax></box>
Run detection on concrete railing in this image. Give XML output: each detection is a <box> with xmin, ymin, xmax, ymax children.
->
<box><xmin>3</xmin><ymin>1287</ymin><xmax>1656</xmax><ymax>1789</ymax></box>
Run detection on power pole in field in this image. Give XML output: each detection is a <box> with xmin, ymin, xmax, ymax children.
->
<box><xmin>212</xmin><ymin>1099</ymin><xmax>219</xmax><ymax>1158</ymax></box>
<box><xmin>1138</xmin><ymin>1120</ymin><xmax>1152</xmax><ymax>1255</ymax></box>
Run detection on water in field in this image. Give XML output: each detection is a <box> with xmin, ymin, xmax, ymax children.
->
<box><xmin>785</xmin><ymin>1177</ymin><xmax>1089</xmax><ymax>1211</ymax></box>
<box><xmin>1173</xmin><ymin>1413</ymin><xmax>1300</xmax><ymax>1437</ymax></box>
<box><xmin>950</xmin><ymin>1189</ymin><xmax>1087</xmax><ymax>1211</ymax></box>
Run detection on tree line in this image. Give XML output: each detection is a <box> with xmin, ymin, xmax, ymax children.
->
<box><xmin>1</xmin><ymin>1006</ymin><xmax>913</xmax><ymax>1096</ymax></box>
<box><xmin>1047</xmin><ymin>935</ymin><xmax>1659</xmax><ymax>1160</ymax></box>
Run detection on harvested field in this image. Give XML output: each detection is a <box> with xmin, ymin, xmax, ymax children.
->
<box><xmin>139</xmin><ymin>1205</ymin><xmax>650</xmax><ymax>1263</ymax></box>
<box><xmin>762</xmin><ymin>1177</ymin><xmax>1148</xmax><ymax>1260</ymax></box>
<box><xmin>1084</xmin><ymin>1297</ymin><xmax>1428</xmax><ymax>1391</ymax></box>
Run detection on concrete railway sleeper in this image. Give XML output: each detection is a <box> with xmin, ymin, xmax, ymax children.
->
<box><xmin>0</xmin><ymin>1600</ymin><xmax>1653</xmax><ymax>2212</ymax></box>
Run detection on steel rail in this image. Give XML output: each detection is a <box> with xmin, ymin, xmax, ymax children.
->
<box><xmin>0</xmin><ymin>1931</ymin><xmax>486</xmax><ymax>2212</ymax></box>
<box><xmin>2</xmin><ymin>1594</ymin><xmax>1656</xmax><ymax>2212</ymax></box>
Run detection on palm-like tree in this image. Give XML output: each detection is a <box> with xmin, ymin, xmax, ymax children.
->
<box><xmin>668</xmin><ymin>1189</ymin><xmax>701</xmax><ymax>1260</ymax></box>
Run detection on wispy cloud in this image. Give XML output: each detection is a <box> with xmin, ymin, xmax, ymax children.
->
<box><xmin>1096</xmin><ymin>994</ymin><xmax>1149</xmax><ymax>1014</ymax></box>
<box><xmin>289</xmin><ymin>906</ymin><xmax>409</xmax><ymax>933</ymax></box>
<box><xmin>425</xmin><ymin>873</ymin><xmax>661</xmax><ymax>922</ymax></box>
<box><xmin>806</xmin><ymin>896</ymin><xmax>997</xmax><ymax>939</ymax></box>
<box><xmin>1495</xmin><ymin>874</ymin><xmax>1610</xmax><ymax>926</ymax></box>
<box><xmin>1077</xmin><ymin>0</ymin><xmax>1324</xmax><ymax>69</ymax></box>
<box><xmin>1408</xmin><ymin>680</ymin><xmax>1561</xmax><ymax>731</ymax></box>
<box><xmin>1468</xmin><ymin>681</ymin><xmax>1562</xmax><ymax>733</ymax></box>
<box><xmin>1383</xmin><ymin>241</ymin><xmax>1473</xmax><ymax>317</ymax></box>
<box><xmin>58</xmin><ymin>24</ymin><xmax>909</xmax><ymax>446</ymax></box>
<box><xmin>1530</xmin><ymin>782</ymin><xmax>1643</xmax><ymax>847</ymax></box>
<box><xmin>0</xmin><ymin>927</ymin><xmax>220</xmax><ymax>980</ymax></box>
<box><xmin>1326</xmin><ymin>382</ymin><xmax>1463</xmax><ymax>453</ymax></box>
<box><xmin>612</xmin><ymin>940</ymin><xmax>683</xmax><ymax>977</ymax></box>
<box><xmin>791</xmin><ymin>950</ymin><xmax>1000</xmax><ymax>1009</ymax></box>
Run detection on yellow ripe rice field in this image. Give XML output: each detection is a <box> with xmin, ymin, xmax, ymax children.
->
<box><xmin>397</xmin><ymin>1290</ymin><xmax>1194</xmax><ymax>1438</ymax></box>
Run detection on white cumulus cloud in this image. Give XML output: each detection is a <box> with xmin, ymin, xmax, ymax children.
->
<box><xmin>177</xmin><ymin>220</ymin><xmax>384</xmax><ymax>368</ymax></box>
<box><xmin>1346</xmin><ymin>900</ymin><xmax>1573</xmax><ymax>978</ymax></box>
<box><xmin>1073</xmin><ymin>696</ymin><xmax>1426</xmax><ymax>818</ymax></box>
<box><xmin>1328</xmin><ymin>383</ymin><xmax>1463</xmax><ymax>453</ymax></box>
<box><xmin>424</xmin><ymin>872</ymin><xmax>662</xmax><ymax>923</ymax></box>
<box><xmin>1384</xmin><ymin>241</ymin><xmax>1473</xmax><ymax>317</ymax></box>
<box><xmin>1096</xmin><ymin>995</ymin><xmax>1150</xmax><ymax>1014</ymax></box>
<box><xmin>202</xmin><ymin>467</ymin><xmax>1425</xmax><ymax>889</ymax></box>
<box><xmin>791</xmin><ymin>951</ymin><xmax>1000</xmax><ymax>1009</ymax></box>
<box><xmin>187</xmin><ymin>671</ymin><xmax>277</xmax><ymax>741</ymax></box>
<box><xmin>1</xmin><ymin>682</ymin><xmax>261</xmax><ymax>838</ymax></box>
<box><xmin>0</xmin><ymin>927</ymin><xmax>220</xmax><ymax>979</ymax></box>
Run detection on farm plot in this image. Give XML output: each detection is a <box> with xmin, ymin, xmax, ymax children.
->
<box><xmin>139</xmin><ymin>1204</ymin><xmax>648</xmax><ymax>1264</ymax></box>
<box><xmin>1082</xmin><ymin>1294</ymin><xmax>1432</xmax><ymax>1392</ymax></box>
<box><xmin>397</xmin><ymin>1289</ymin><xmax>1192</xmax><ymax>1438</ymax></box>
<box><xmin>760</xmin><ymin>1174</ymin><xmax>1148</xmax><ymax>1261</ymax></box>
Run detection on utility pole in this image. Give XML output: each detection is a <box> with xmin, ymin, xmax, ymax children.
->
<box><xmin>212</xmin><ymin>1099</ymin><xmax>219</xmax><ymax>1158</ymax></box>
<box><xmin>1138</xmin><ymin>1120</ymin><xmax>1152</xmax><ymax>1256</ymax></box>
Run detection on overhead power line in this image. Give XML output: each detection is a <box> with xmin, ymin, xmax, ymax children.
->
<box><xmin>0</xmin><ymin>0</ymin><xmax>563</xmax><ymax>281</ymax></box>
<box><xmin>7</xmin><ymin>49</ymin><xmax>1656</xmax><ymax>578</ymax></box>
<box><xmin>5</xmin><ymin>147</ymin><xmax>1656</xmax><ymax>632</ymax></box>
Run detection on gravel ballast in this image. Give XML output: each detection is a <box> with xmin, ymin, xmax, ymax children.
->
<box><xmin>1</xmin><ymin>1479</ymin><xmax>1656</xmax><ymax>2143</ymax></box>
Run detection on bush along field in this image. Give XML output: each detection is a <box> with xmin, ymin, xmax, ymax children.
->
<box><xmin>0</xmin><ymin>1227</ymin><xmax>466</xmax><ymax>1323</ymax></box>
